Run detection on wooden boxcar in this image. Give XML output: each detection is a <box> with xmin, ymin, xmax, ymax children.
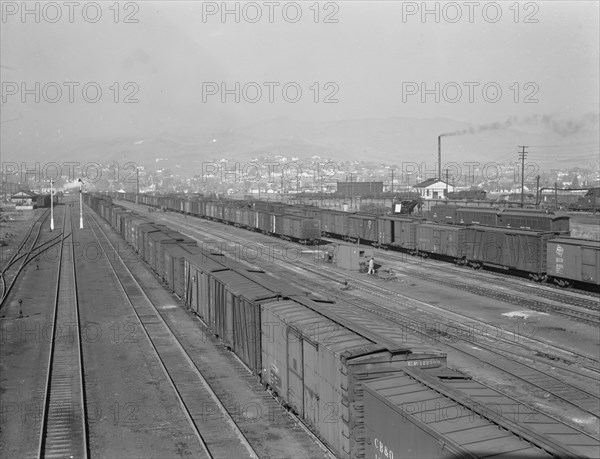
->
<box><xmin>456</xmin><ymin>207</ymin><xmax>499</xmax><ymax>226</ymax></box>
<box><xmin>465</xmin><ymin>227</ymin><xmax>553</xmax><ymax>276</ymax></box>
<box><xmin>429</xmin><ymin>205</ymin><xmax>459</xmax><ymax>225</ymax></box>
<box><xmin>209</xmin><ymin>270</ymin><xmax>282</xmax><ymax>374</ymax></box>
<box><xmin>347</xmin><ymin>213</ymin><xmax>379</xmax><ymax>243</ymax></box>
<box><xmin>320</xmin><ymin>209</ymin><xmax>348</xmax><ymax>238</ymax></box>
<box><xmin>498</xmin><ymin>208</ymin><xmax>570</xmax><ymax>233</ymax></box>
<box><xmin>547</xmin><ymin>238</ymin><xmax>600</xmax><ymax>287</ymax></box>
<box><xmin>261</xmin><ymin>300</ymin><xmax>447</xmax><ymax>459</ymax></box>
<box><xmin>415</xmin><ymin>223</ymin><xmax>467</xmax><ymax>260</ymax></box>
<box><xmin>182</xmin><ymin>253</ymin><xmax>228</xmax><ymax>322</ymax></box>
<box><xmin>377</xmin><ymin>216</ymin><xmax>419</xmax><ymax>249</ymax></box>
<box><xmin>363</xmin><ymin>372</ymin><xmax>552</xmax><ymax>459</ymax></box>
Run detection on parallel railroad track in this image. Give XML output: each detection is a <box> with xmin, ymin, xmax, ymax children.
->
<box><xmin>149</xmin><ymin>212</ymin><xmax>600</xmax><ymax>418</ymax></box>
<box><xmin>85</xmin><ymin>212</ymin><xmax>260</xmax><ymax>459</ymax></box>
<box><xmin>38</xmin><ymin>203</ymin><xmax>89</xmax><ymax>459</ymax></box>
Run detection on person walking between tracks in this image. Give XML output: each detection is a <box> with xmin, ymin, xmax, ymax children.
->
<box><xmin>368</xmin><ymin>257</ymin><xmax>375</xmax><ymax>275</ymax></box>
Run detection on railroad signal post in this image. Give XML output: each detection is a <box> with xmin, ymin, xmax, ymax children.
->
<box><xmin>78</xmin><ymin>178</ymin><xmax>84</xmax><ymax>229</ymax></box>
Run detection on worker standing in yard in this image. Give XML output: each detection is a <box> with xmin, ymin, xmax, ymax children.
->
<box><xmin>368</xmin><ymin>257</ymin><xmax>375</xmax><ymax>275</ymax></box>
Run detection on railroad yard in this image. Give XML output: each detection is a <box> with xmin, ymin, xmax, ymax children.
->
<box><xmin>1</xmin><ymin>196</ymin><xmax>599</xmax><ymax>458</ymax></box>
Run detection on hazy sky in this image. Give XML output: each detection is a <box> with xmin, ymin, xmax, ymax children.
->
<box><xmin>1</xmin><ymin>1</ymin><xmax>599</xmax><ymax>158</ymax></box>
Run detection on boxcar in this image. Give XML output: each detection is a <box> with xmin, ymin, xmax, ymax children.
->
<box><xmin>347</xmin><ymin>213</ymin><xmax>379</xmax><ymax>243</ymax></box>
<box><xmin>320</xmin><ymin>209</ymin><xmax>348</xmax><ymax>238</ymax></box>
<box><xmin>182</xmin><ymin>252</ymin><xmax>228</xmax><ymax>321</ymax></box>
<box><xmin>363</xmin><ymin>372</ymin><xmax>552</xmax><ymax>459</ymax></box>
<box><xmin>429</xmin><ymin>205</ymin><xmax>459</xmax><ymax>225</ymax></box>
<box><xmin>261</xmin><ymin>300</ymin><xmax>447</xmax><ymax>459</ymax></box>
<box><xmin>465</xmin><ymin>226</ymin><xmax>553</xmax><ymax>277</ymax></box>
<box><xmin>377</xmin><ymin>216</ymin><xmax>419</xmax><ymax>249</ymax></box>
<box><xmin>209</xmin><ymin>270</ymin><xmax>282</xmax><ymax>374</ymax></box>
<box><xmin>498</xmin><ymin>208</ymin><xmax>570</xmax><ymax>233</ymax></box>
<box><xmin>456</xmin><ymin>207</ymin><xmax>499</xmax><ymax>226</ymax></box>
<box><xmin>415</xmin><ymin>223</ymin><xmax>467</xmax><ymax>260</ymax></box>
<box><xmin>163</xmin><ymin>243</ymin><xmax>201</xmax><ymax>298</ymax></box>
<box><xmin>547</xmin><ymin>238</ymin><xmax>600</xmax><ymax>287</ymax></box>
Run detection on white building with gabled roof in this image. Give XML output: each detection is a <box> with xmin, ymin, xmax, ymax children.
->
<box><xmin>414</xmin><ymin>179</ymin><xmax>455</xmax><ymax>200</ymax></box>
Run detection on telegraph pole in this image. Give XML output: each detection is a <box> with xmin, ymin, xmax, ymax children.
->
<box><xmin>391</xmin><ymin>169</ymin><xmax>394</xmax><ymax>193</ymax></box>
<box><xmin>518</xmin><ymin>146</ymin><xmax>528</xmax><ymax>208</ymax></box>
<box><xmin>535</xmin><ymin>175</ymin><xmax>540</xmax><ymax>207</ymax></box>
<box><xmin>136</xmin><ymin>167</ymin><xmax>139</xmax><ymax>206</ymax></box>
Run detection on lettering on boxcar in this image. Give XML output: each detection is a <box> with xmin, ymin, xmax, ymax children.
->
<box><xmin>407</xmin><ymin>359</ymin><xmax>442</xmax><ymax>367</ymax></box>
<box><xmin>374</xmin><ymin>438</ymin><xmax>394</xmax><ymax>459</ymax></box>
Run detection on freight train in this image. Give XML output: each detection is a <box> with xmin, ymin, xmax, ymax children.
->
<box><xmin>85</xmin><ymin>193</ymin><xmax>599</xmax><ymax>458</ymax></box>
<box><xmin>83</xmin><ymin>193</ymin><xmax>448</xmax><ymax>459</ymax></box>
<box><xmin>108</xmin><ymin>192</ymin><xmax>598</xmax><ymax>289</ymax></box>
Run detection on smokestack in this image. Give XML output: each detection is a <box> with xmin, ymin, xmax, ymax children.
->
<box><xmin>438</xmin><ymin>135</ymin><xmax>442</xmax><ymax>181</ymax></box>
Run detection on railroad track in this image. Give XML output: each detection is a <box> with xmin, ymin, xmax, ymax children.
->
<box><xmin>153</xmin><ymin>213</ymin><xmax>600</xmax><ymax>418</ymax></box>
<box><xmin>0</xmin><ymin>209</ymin><xmax>49</xmax><ymax>307</ymax></box>
<box><xmin>112</xmin><ymin>202</ymin><xmax>600</xmax><ymax>429</ymax></box>
<box><xmin>85</xmin><ymin>212</ymin><xmax>260</xmax><ymax>459</ymax></box>
<box><xmin>375</xmin><ymin>249</ymin><xmax>600</xmax><ymax>313</ymax></box>
<box><xmin>38</xmin><ymin>203</ymin><xmax>89</xmax><ymax>459</ymax></box>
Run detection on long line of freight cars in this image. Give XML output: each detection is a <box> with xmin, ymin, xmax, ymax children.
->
<box><xmin>111</xmin><ymin>192</ymin><xmax>599</xmax><ymax>289</ymax></box>
<box><xmin>85</xmin><ymin>193</ymin><xmax>599</xmax><ymax>459</ymax></box>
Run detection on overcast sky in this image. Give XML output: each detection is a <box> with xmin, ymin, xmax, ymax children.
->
<box><xmin>1</xmin><ymin>1</ymin><xmax>599</xmax><ymax>158</ymax></box>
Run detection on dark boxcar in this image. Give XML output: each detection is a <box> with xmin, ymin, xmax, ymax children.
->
<box><xmin>183</xmin><ymin>252</ymin><xmax>228</xmax><ymax>322</ymax></box>
<box><xmin>429</xmin><ymin>205</ymin><xmax>458</xmax><ymax>224</ymax></box>
<box><xmin>363</xmin><ymin>373</ymin><xmax>551</xmax><ymax>459</ymax></box>
<box><xmin>347</xmin><ymin>213</ymin><xmax>379</xmax><ymax>243</ymax></box>
<box><xmin>465</xmin><ymin>226</ymin><xmax>552</xmax><ymax>276</ymax></box>
<box><xmin>498</xmin><ymin>208</ymin><xmax>570</xmax><ymax>233</ymax></box>
<box><xmin>209</xmin><ymin>270</ymin><xmax>281</xmax><ymax>374</ymax></box>
<box><xmin>456</xmin><ymin>207</ymin><xmax>499</xmax><ymax>226</ymax></box>
<box><xmin>261</xmin><ymin>300</ymin><xmax>446</xmax><ymax>459</ymax></box>
<box><xmin>547</xmin><ymin>238</ymin><xmax>600</xmax><ymax>287</ymax></box>
<box><xmin>163</xmin><ymin>243</ymin><xmax>201</xmax><ymax>297</ymax></box>
<box><xmin>320</xmin><ymin>209</ymin><xmax>348</xmax><ymax>238</ymax></box>
<box><xmin>377</xmin><ymin>216</ymin><xmax>419</xmax><ymax>249</ymax></box>
<box><xmin>415</xmin><ymin>223</ymin><xmax>467</xmax><ymax>259</ymax></box>
<box><xmin>281</xmin><ymin>215</ymin><xmax>321</xmax><ymax>242</ymax></box>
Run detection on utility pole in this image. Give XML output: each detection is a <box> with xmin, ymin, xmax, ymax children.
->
<box><xmin>554</xmin><ymin>182</ymin><xmax>558</xmax><ymax>210</ymax></box>
<box><xmin>136</xmin><ymin>167</ymin><xmax>139</xmax><ymax>205</ymax></box>
<box><xmin>391</xmin><ymin>169</ymin><xmax>394</xmax><ymax>194</ymax></box>
<box><xmin>535</xmin><ymin>175</ymin><xmax>540</xmax><ymax>208</ymax></box>
<box><xmin>518</xmin><ymin>146</ymin><xmax>528</xmax><ymax>208</ymax></box>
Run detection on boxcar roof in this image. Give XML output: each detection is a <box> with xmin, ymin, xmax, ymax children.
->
<box><xmin>364</xmin><ymin>372</ymin><xmax>552</xmax><ymax>458</ymax></box>
<box><xmin>262</xmin><ymin>300</ymin><xmax>383</xmax><ymax>356</ymax></box>
<box><xmin>466</xmin><ymin>226</ymin><xmax>553</xmax><ymax>236</ymax></box>
<box><xmin>406</xmin><ymin>368</ymin><xmax>600</xmax><ymax>458</ymax></box>
<box><xmin>211</xmin><ymin>270</ymin><xmax>280</xmax><ymax>301</ymax></box>
<box><xmin>183</xmin><ymin>251</ymin><xmax>229</xmax><ymax>272</ymax></box>
<box><xmin>457</xmin><ymin>207</ymin><xmax>499</xmax><ymax>214</ymax></box>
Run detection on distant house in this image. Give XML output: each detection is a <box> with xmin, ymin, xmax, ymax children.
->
<box><xmin>10</xmin><ymin>190</ymin><xmax>38</xmax><ymax>209</ymax></box>
<box><xmin>414</xmin><ymin>179</ymin><xmax>455</xmax><ymax>200</ymax></box>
